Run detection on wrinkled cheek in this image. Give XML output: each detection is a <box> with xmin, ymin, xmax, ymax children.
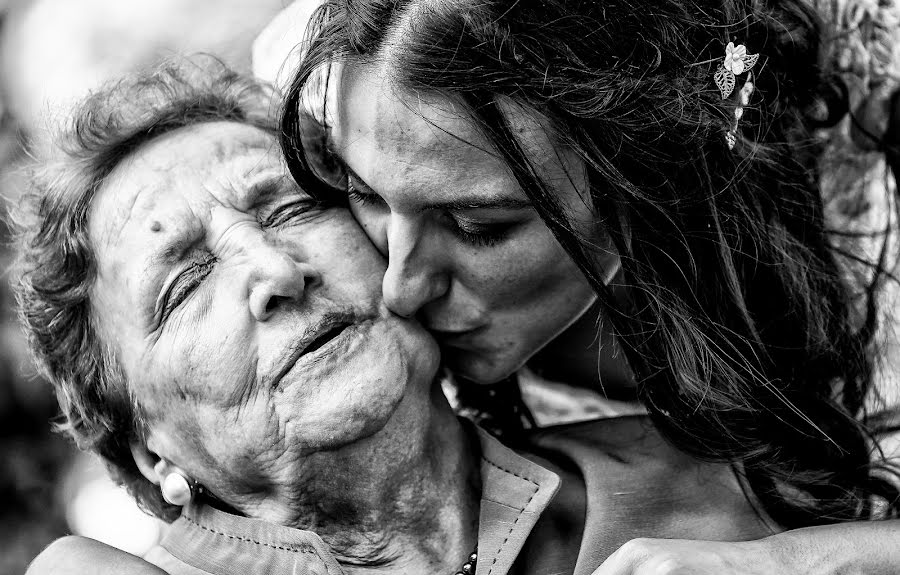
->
<box><xmin>145</xmin><ymin>346</ymin><xmax>268</xmax><ymax>454</ymax></box>
<box><xmin>277</xmin><ymin>373</ymin><xmax>397</xmax><ymax>451</ymax></box>
<box><xmin>180</xmin><ymin>335</ymin><xmax>257</xmax><ymax>408</ymax></box>
<box><xmin>192</xmin><ymin>398</ymin><xmax>287</xmax><ymax>496</ymax></box>
<box><xmin>272</xmin><ymin>326</ymin><xmax>416</xmax><ymax>452</ymax></box>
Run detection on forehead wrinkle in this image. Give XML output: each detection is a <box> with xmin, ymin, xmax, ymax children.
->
<box><xmin>134</xmin><ymin>140</ymin><xmax>283</xmax><ymax>273</ymax></box>
<box><xmin>199</xmin><ymin>149</ymin><xmax>285</xmax><ymax>212</ymax></box>
<box><xmin>93</xmin><ymin>153</ymin><xmax>166</xmax><ymax>251</ymax></box>
<box><xmin>95</xmin><ymin>179</ymin><xmax>144</xmax><ymax>252</ymax></box>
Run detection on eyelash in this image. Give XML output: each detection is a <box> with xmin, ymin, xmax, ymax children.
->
<box><xmin>453</xmin><ymin>224</ymin><xmax>508</xmax><ymax>248</ymax></box>
<box><xmin>156</xmin><ymin>196</ymin><xmax>318</xmax><ymax>327</ymax></box>
<box><xmin>346</xmin><ymin>180</ymin><xmax>383</xmax><ymax>208</ymax></box>
<box><xmin>348</xmin><ymin>180</ymin><xmax>509</xmax><ymax>248</ymax></box>
<box><xmin>160</xmin><ymin>257</ymin><xmax>216</xmax><ymax>324</ymax></box>
<box><xmin>262</xmin><ymin>199</ymin><xmax>320</xmax><ymax>227</ymax></box>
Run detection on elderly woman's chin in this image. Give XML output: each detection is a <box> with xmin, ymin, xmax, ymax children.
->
<box><xmin>276</xmin><ymin>310</ymin><xmax>441</xmax><ymax>452</ymax></box>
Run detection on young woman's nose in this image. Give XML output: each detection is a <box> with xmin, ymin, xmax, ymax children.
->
<box><xmin>248</xmin><ymin>249</ymin><xmax>321</xmax><ymax>322</ymax></box>
<box><xmin>381</xmin><ymin>217</ymin><xmax>449</xmax><ymax>318</ymax></box>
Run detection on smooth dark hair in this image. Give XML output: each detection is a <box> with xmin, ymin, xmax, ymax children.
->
<box><xmin>14</xmin><ymin>57</ymin><xmax>276</xmax><ymax>521</ymax></box>
<box><xmin>281</xmin><ymin>0</ymin><xmax>900</xmax><ymax>527</ymax></box>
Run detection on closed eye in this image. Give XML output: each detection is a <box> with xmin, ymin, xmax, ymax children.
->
<box><xmin>452</xmin><ymin>219</ymin><xmax>514</xmax><ymax>248</ymax></box>
<box><xmin>261</xmin><ymin>199</ymin><xmax>322</xmax><ymax>227</ymax></box>
<box><xmin>346</xmin><ymin>178</ymin><xmax>384</xmax><ymax>208</ymax></box>
<box><xmin>158</xmin><ymin>256</ymin><xmax>216</xmax><ymax>325</ymax></box>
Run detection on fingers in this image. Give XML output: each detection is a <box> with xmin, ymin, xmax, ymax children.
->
<box><xmin>590</xmin><ymin>538</ymin><xmax>717</xmax><ymax>575</ymax></box>
<box><xmin>26</xmin><ymin>536</ymin><xmax>169</xmax><ymax>575</ymax></box>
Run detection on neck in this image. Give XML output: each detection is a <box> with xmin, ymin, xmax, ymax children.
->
<box><xmin>528</xmin><ymin>285</ymin><xmax>637</xmax><ymax>400</ymax></box>
<box><xmin>250</xmin><ymin>384</ymin><xmax>481</xmax><ymax>575</ymax></box>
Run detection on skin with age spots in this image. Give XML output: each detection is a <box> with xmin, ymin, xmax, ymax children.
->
<box><xmin>87</xmin><ymin>122</ymin><xmax>464</xmax><ymax>543</ymax></box>
<box><xmin>326</xmin><ymin>63</ymin><xmax>620</xmax><ymax>384</ymax></box>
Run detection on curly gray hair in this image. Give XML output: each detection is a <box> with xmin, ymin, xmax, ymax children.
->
<box><xmin>13</xmin><ymin>57</ymin><xmax>277</xmax><ymax>521</ymax></box>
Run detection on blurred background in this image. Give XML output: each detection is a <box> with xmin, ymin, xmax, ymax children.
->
<box><xmin>0</xmin><ymin>1</ymin><xmax>897</xmax><ymax>574</ymax></box>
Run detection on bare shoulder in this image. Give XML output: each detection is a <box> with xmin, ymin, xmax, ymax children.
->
<box><xmin>27</xmin><ymin>536</ymin><xmax>168</xmax><ymax>575</ymax></box>
<box><xmin>530</xmin><ymin>414</ymin><xmax>668</xmax><ymax>462</ymax></box>
<box><xmin>528</xmin><ymin>415</ymin><xmax>780</xmax><ymax>540</ymax></box>
<box><xmin>530</xmin><ymin>414</ymin><xmax>736</xmax><ymax>485</ymax></box>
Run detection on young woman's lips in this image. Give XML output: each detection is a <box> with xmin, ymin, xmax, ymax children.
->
<box><xmin>429</xmin><ymin>325</ymin><xmax>485</xmax><ymax>349</ymax></box>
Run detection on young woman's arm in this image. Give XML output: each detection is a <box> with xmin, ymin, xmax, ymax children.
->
<box><xmin>593</xmin><ymin>522</ymin><xmax>900</xmax><ymax>575</ymax></box>
<box><xmin>26</xmin><ymin>536</ymin><xmax>167</xmax><ymax>575</ymax></box>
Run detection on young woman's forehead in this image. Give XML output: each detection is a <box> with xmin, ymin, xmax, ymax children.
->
<box><xmin>335</xmin><ymin>65</ymin><xmax>563</xmax><ymax>170</ymax></box>
<box><xmin>335</xmin><ymin>80</ymin><xmax>475</xmax><ymax>156</ymax></box>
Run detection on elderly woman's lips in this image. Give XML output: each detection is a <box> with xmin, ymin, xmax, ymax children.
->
<box><xmin>269</xmin><ymin>313</ymin><xmax>361</xmax><ymax>388</ymax></box>
<box><xmin>302</xmin><ymin>323</ymin><xmax>350</xmax><ymax>356</ymax></box>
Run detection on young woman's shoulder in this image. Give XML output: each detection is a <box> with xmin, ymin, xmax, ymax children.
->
<box><xmin>528</xmin><ymin>416</ymin><xmax>778</xmax><ymax>541</ymax></box>
<box><xmin>27</xmin><ymin>536</ymin><xmax>167</xmax><ymax>575</ymax></box>
<box><xmin>529</xmin><ymin>414</ymin><xmax>662</xmax><ymax>461</ymax></box>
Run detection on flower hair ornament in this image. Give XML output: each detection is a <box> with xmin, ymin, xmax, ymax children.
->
<box><xmin>714</xmin><ymin>42</ymin><xmax>759</xmax><ymax>149</ymax></box>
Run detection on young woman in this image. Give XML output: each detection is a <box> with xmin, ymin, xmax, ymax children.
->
<box><xmin>279</xmin><ymin>0</ymin><xmax>900</xmax><ymax>573</ymax></box>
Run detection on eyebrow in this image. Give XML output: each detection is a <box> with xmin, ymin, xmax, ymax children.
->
<box><xmin>427</xmin><ymin>195</ymin><xmax>533</xmax><ymax>211</ymax></box>
<box><xmin>148</xmin><ymin>171</ymin><xmax>291</xmax><ymax>268</ymax></box>
<box><xmin>246</xmin><ymin>172</ymin><xmax>297</xmax><ymax>208</ymax></box>
<box><xmin>327</xmin><ymin>138</ymin><xmax>533</xmax><ymax>212</ymax></box>
<box><xmin>148</xmin><ymin>233</ymin><xmax>200</xmax><ymax>274</ymax></box>
<box><xmin>145</xmin><ymin>234</ymin><xmax>198</xmax><ymax>325</ymax></box>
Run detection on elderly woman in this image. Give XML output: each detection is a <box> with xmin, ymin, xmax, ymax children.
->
<box><xmin>18</xmin><ymin>61</ymin><xmax>782</xmax><ymax>575</ymax></box>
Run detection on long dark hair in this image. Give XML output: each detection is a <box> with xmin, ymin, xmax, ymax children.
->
<box><xmin>281</xmin><ymin>0</ymin><xmax>900</xmax><ymax>527</ymax></box>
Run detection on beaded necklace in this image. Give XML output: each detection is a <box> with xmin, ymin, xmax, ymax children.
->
<box><xmin>453</xmin><ymin>550</ymin><xmax>478</xmax><ymax>575</ymax></box>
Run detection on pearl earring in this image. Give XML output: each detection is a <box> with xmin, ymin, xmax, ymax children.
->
<box><xmin>161</xmin><ymin>471</ymin><xmax>195</xmax><ymax>506</ymax></box>
<box><xmin>154</xmin><ymin>461</ymin><xmax>197</xmax><ymax>506</ymax></box>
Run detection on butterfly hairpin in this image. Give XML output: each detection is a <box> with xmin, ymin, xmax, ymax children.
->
<box><xmin>714</xmin><ymin>42</ymin><xmax>759</xmax><ymax>99</ymax></box>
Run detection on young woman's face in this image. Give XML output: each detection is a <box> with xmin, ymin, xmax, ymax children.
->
<box><xmin>323</xmin><ymin>64</ymin><xmax>619</xmax><ymax>383</ymax></box>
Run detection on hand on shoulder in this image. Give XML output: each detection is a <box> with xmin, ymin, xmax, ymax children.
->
<box><xmin>27</xmin><ymin>536</ymin><xmax>168</xmax><ymax>575</ymax></box>
<box><xmin>590</xmin><ymin>537</ymin><xmax>781</xmax><ymax>575</ymax></box>
<box><xmin>591</xmin><ymin>521</ymin><xmax>900</xmax><ymax>575</ymax></box>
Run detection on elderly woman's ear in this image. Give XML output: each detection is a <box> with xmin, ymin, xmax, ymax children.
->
<box><xmin>130</xmin><ymin>443</ymin><xmax>197</xmax><ymax>507</ymax></box>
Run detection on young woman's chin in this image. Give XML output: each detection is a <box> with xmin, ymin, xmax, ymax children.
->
<box><xmin>441</xmin><ymin>344</ymin><xmax>526</xmax><ymax>384</ymax></box>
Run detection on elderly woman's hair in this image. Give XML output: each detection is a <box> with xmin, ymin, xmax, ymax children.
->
<box><xmin>281</xmin><ymin>0</ymin><xmax>900</xmax><ymax>526</ymax></box>
<box><xmin>13</xmin><ymin>57</ymin><xmax>276</xmax><ymax>521</ymax></box>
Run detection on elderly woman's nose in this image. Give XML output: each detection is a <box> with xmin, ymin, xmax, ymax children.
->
<box><xmin>248</xmin><ymin>250</ymin><xmax>321</xmax><ymax>322</ymax></box>
<box><xmin>381</xmin><ymin>217</ymin><xmax>448</xmax><ymax>318</ymax></box>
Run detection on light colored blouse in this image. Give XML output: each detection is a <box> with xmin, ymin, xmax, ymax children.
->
<box><xmin>145</xmin><ymin>417</ymin><xmax>776</xmax><ymax>575</ymax></box>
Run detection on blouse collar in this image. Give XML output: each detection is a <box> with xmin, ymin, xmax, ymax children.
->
<box><xmin>154</xmin><ymin>423</ymin><xmax>560</xmax><ymax>575</ymax></box>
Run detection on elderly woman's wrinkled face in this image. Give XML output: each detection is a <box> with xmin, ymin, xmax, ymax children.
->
<box><xmin>89</xmin><ymin>122</ymin><xmax>438</xmax><ymax>500</ymax></box>
<box><xmin>325</xmin><ymin>65</ymin><xmax>618</xmax><ymax>384</ymax></box>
